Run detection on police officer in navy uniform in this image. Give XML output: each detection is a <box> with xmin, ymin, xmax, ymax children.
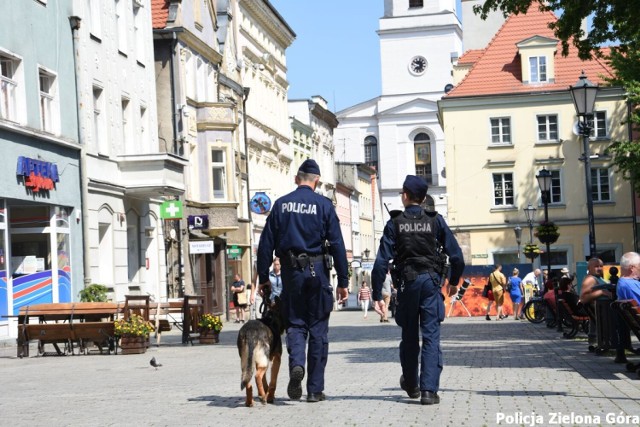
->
<box><xmin>372</xmin><ymin>175</ymin><xmax>464</xmax><ymax>405</ymax></box>
<box><xmin>257</xmin><ymin>159</ymin><xmax>349</xmax><ymax>403</ymax></box>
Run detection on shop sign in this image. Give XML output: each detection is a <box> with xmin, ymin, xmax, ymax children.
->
<box><xmin>16</xmin><ymin>156</ymin><xmax>59</xmax><ymax>192</ymax></box>
<box><xmin>228</xmin><ymin>245</ymin><xmax>242</xmax><ymax>259</ymax></box>
<box><xmin>187</xmin><ymin>215</ymin><xmax>209</xmax><ymax>230</ymax></box>
<box><xmin>189</xmin><ymin>240</ymin><xmax>214</xmax><ymax>254</ymax></box>
<box><xmin>160</xmin><ymin>200</ymin><xmax>183</xmax><ymax>219</ymax></box>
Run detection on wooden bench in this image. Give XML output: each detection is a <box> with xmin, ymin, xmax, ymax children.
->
<box><xmin>558</xmin><ymin>298</ymin><xmax>590</xmax><ymax>338</ymax></box>
<box><xmin>122</xmin><ymin>295</ymin><xmax>205</xmax><ymax>345</ymax></box>
<box><xmin>612</xmin><ymin>299</ymin><xmax>640</xmax><ymax>378</ymax></box>
<box><xmin>17</xmin><ymin>302</ymin><xmax>120</xmax><ymax>358</ymax></box>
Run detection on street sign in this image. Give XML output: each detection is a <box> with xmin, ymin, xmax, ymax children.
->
<box><xmin>227</xmin><ymin>246</ymin><xmax>242</xmax><ymax>259</ymax></box>
<box><xmin>160</xmin><ymin>200</ymin><xmax>183</xmax><ymax>220</ymax></box>
<box><xmin>189</xmin><ymin>240</ymin><xmax>214</xmax><ymax>254</ymax></box>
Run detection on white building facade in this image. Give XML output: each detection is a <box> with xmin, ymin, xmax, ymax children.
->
<box><xmin>334</xmin><ymin>0</ymin><xmax>462</xmax><ymax>220</ymax></box>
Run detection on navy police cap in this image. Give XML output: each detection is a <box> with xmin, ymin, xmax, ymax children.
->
<box><xmin>402</xmin><ymin>175</ymin><xmax>428</xmax><ymax>200</ymax></box>
<box><xmin>298</xmin><ymin>159</ymin><xmax>321</xmax><ymax>175</ymax></box>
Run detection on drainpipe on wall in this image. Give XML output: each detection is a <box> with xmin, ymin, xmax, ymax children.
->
<box><xmin>628</xmin><ymin>98</ymin><xmax>638</xmax><ymax>252</ymax></box>
<box><xmin>69</xmin><ymin>16</ymin><xmax>92</xmax><ymax>288</ymax></box>
<box><xmin>242</xmin><ymin>87</ymin><xmax>254</xmax><ymax>318</ymax></box>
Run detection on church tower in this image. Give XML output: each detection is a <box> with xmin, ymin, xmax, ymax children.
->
<box><xmin>379</xmin><ymin>0</ymin><xmax>462</xmax><ymax>101</ymax></box>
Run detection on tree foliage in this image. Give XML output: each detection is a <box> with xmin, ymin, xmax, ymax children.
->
<box><xmin>475</xmin><ymin>0</ymin><xmax>640</xmax><ymax>191</ymax></box>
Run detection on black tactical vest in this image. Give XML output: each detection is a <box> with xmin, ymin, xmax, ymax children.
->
<box><xmin>392</xmin><ymin>209</ymin><xmax>439</xmax><ymax>269</ymax></box>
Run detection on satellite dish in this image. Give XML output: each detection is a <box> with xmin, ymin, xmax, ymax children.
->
<box><xmin>572</xmin><ymin>120</ymin><xmax>581</xmax><ymax>136</ymax></box>
<box><xmin>444</xmin><ymin>83</ymin><xmax>454</xmax><ymax>93</ymax></box>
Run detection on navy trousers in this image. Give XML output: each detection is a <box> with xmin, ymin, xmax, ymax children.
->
<box><xmin>281</xmin><ymin>260</ymin><xmax>334</xmax><ymax>394</ymax></box>
<box><xmin>395</xmin><ymin>272</ymin><xmax>445</xmax><ymax>393</ymax></box>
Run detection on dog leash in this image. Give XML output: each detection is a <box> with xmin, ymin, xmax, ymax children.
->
<box><xmin>260</xmin><ymin>285</ymin><xmax>272</xmax><ymax>318</ymax></box>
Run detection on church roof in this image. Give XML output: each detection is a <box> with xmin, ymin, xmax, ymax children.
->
<box><xmin>446</xmin><ymin>7</ymin><xmax>613</xmax><ymax>98</ymax></box>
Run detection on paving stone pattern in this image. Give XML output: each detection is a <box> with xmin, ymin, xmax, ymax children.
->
<box><xmin>0</xmin><ymin>311</ymin><xmax>639</xmax><ymax>426</ymax></box>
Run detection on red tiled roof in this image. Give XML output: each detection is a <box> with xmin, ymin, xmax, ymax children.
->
<box><xmin>152</xmin><ymin>0</ymin><xmax>169</xmax><ymax>30</ymax></box>
<box><xmin>457</xmin><ymin>49</ymin><xmax>485</xmax><ymax>65</ymax></box>
<box><xmin>446</xmin><ymin>8</ymin><xmax>614</xmax><ymax>98</ymax></box>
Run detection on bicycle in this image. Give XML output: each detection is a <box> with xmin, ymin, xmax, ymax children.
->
<box><xmin>523</xmin><ymin>285</ymin><xmax>556</xmax><ymax>326</ymax></box>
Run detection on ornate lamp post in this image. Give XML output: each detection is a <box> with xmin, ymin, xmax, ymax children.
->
<box><xmin>514</xmin><ymin>225</ymin><xmax>522</xmax><ymax>261</ymax></box>
<box><xmin>524</xmin><ymin>204</ymin><xmax>537</xmax><ymax>244</ymax></box>
<box><xmin>569</xmin><ymin>71</ymin><xmax>599</xmax><ymax>260</ymax></box>
<box><xmin>536</xmin><ymin>167</ymin><xmax>562</xmax><ymax>331</ymax></box>
<box><xmin>536</xmin><ymin>168</ymin><xmax>553</xmax><ymax>274</ymax></box>
<box><xmin>363</xmin><ymin>248</ymin><xmax>370</xmax><ymax>261</ymax></box>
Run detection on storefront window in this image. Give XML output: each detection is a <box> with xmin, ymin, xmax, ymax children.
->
<box><xmin>55</xmin><ymin>206</ymin><xmax>70</xmax><ymax>229</ymax></box>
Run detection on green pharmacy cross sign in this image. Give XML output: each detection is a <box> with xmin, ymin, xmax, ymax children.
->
<box><xmin>160</xmin><ymin>200</ymin><xmax>183</xmax><ymax>220</ymax></box>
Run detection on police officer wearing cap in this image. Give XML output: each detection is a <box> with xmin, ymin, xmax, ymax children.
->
<box><xmin>372</xmin><ymin>175</ymin><xmax>464</xmax><ymax>405</ymax></box>
<box><xmin>257</xmin><ymin>159</ymin><xmax>349</xmax><ymax>403</ymax></box>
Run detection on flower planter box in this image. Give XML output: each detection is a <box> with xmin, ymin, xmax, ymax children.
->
<box><xmin>199</xmin><ymin>330</ymin><xmax>219</xmax><ymax>344</ymax></box>
<box><xmin>119</xmin><ymin>336</ymin><xmax>148</xmax><ymax>354</ymax></box>
<box><xmin>537</xmin><ymin>234</ymin><xmax>559</xmax><ymax>244</ymax></box>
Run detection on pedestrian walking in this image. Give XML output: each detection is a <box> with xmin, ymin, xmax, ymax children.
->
<box><xmin>358</xmin><ymin>281</ymin><xmax>371</xmax><ymax>318</ymax></box>
<box><xmin>231</xmin><ymin>274</ymin><xmax>247</xmax><ymax>323</ymax></box>
<box><xmin>257</xmin><ymin>159</ymin><xmax>349</xmax><ymax>403</ymax></box>
<box><xmin>371</xmin><ymin>175</ymin><xmax>464</xmax><ymax>405</ymax></box>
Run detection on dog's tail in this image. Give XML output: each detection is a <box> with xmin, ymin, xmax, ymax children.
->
<box><xmin>239</xmin><ymin>334</ymin><xmax>255</xmax><ymax>390</ymax></box>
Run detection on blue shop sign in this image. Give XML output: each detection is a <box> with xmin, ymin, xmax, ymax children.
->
<box><xmin>187</xmin><ymin>215</ymin><xmax>209</xmax><ymax>230</ymax></box>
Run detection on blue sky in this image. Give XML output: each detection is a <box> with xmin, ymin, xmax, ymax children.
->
<box><xmin>270</xmin><ymin>0</ymin><xmax>384</xmax><ymax>113</ymax></box>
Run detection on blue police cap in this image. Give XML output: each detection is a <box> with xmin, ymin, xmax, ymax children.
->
<box><xmin>298</xmin><ymin>159</ymin><xmax>321</xmax><ymax>175</ymax></box>
<box><xmin>402</xmin><ymin>175</ymin><xmax>428</xmax><ymax>200</ymax></box>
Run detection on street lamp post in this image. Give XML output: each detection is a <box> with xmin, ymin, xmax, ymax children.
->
<box><xmin>536</xmin><ymin>168</ymin><xmax>561</xmax><ymax>331</ymax></box>
<box><xmin>524</xmin><ymin>203</ymin><xmax>537</xmax><ymax>246</ymax></box>
<box><xmin>514</xmin><ymin>225</ymin><xmax>522</xmax><ymax>262</ymax></box>
<box><xmin>569</xmin><ymin>71</ymin><xmax>599</xmax><ymax>260</ymax></box>
<box><xmin>363</xmin><ymin>248</ymin><xmax>370</xmax><ymax>261</ymax></box>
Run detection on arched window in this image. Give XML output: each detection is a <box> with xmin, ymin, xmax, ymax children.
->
<box><xmin>364</xmin><ymin>135</ymin><xmax>378</xmax><ymax>170</ymax></box>
<box><xmin>413</xmin><ymin>132</ymin><xmax>432</xmax><ymax>184</ymax></box>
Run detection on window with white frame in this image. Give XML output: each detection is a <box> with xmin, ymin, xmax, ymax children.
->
<box><xmin>133</xmin><ymin>2</ymin><xmax>144</xmax><ymax>63</ymax></box>
<box><xmin>490</xmin><ymin>117</ymin><xmax>511</xmax><ymax>144</ymax></box>
<box><xmin>93</xmin><ymin>85</ymin><xmax>108</xmax><ymax>154</ymax></box>
<box><xmin>39</xmin><ymin>68</ymin><xmax>58</xmax><ymax>133</ymax></box>
<box><xmin>589</xmin><ymin>111</ymin><xmax>608</xmax><ymax>139</ymax></box>
<box><xmin>86</xmin><ymin>0</ymin><xmax>101</xmax><ymax>39</ymax></box>
<box><xmin>548</xmin><ymin>170</ymin><xmax>562</xmax><ymax>203</ymax></box>
<box><xmin>121</xmin><ymin>97</ymin><xmax>132</xmax><ymax>149</ymax></box>
<box><xmin>116</xmin><ymin>0</ymin><xmax>127</xmax><ymax>54</ymax></box>
<box><xmin>537</xmin><ymin>114</ymin><xmax>558</xmax><ymax>142</ymax></box>
<box><xmin>529</xmin><ymin>56</ymin><xmax>547</xmax><ymax>83</ymax></box>
<box><xmin>0</xmin><ymin>53</ymin><xmax>20</xmax><ymax>122</ymax></box>
<box><xmin>414</xmin><ymin>132</ymin><xmax>432</xmax><ymax>184</ymax></box>
<box><xmin>364</xmin><ymin>135</ymin><xmax>378</xmax><ymax>170</ymax></box>
<box><xmin>492</xmin><ymin>173</ymin><xmax>514</xmax><ymax>206</ymax></box>
<box><xmin>591</xmin><ymin>167</ymin><xmax>611</xmax><ymax>202</ymax></box>
<box><xmin>211</xmin><ymin>149</ymin><xmax>227</xmax><ymax>200</ymax></box>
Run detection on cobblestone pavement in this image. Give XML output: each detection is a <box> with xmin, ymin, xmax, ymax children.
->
<box><xmin>1</xmin><ymin>309</ymin><xmax>639</xmax><ymax>427</ymax></box>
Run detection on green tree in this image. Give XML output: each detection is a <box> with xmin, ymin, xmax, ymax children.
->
<box><xmin>475</xmin><ymin>0</ymin><xmax>640</xmax><ymax>191</ymax></box>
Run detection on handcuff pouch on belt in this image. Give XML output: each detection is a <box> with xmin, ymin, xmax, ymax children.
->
<box><xmin>288</xmin><ymin>252</ymin><xmax>324</xmax><ymax>277</ymax></box>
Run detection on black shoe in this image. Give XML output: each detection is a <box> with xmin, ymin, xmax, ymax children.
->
<box><xmin>399</xmin><ymin>375</ymin><xmax>420</xmax><ymax>399</ymax></box>
<box><xmin>485</xmin><ymin>315</ymin><xmax>491</xmax><ymax>321</ymax></box>
<box><xmin>287</xmin><ymin>366</ymin><xmax>305</xmax><ymax>400</ymax></box>
<box><xmin>306</xmin><ymin>392</ymin><xmax>326</xmax><ymax>403</ymax></box>
<box><xmin>421</xmin><ymin>391</ymin><xmax>440</xmax><ymax>405</ymax></box>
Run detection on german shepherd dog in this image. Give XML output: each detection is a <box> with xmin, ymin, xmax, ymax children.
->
<box><xmin>237</xmin><ymin>295</ymin><xmax>286</xmax><ymax>407</ymax></box>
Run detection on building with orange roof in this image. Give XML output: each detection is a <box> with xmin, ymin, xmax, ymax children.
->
<box><xmin>438</xmin><ymin>7</ymin><xmax>632</xmax><ymax>271</ymax></box>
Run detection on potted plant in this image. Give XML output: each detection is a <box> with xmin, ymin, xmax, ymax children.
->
<box><xmin>535</xmin><ymin>221</ymin><xmax>560</xmax><ymax>244</ymax></box>
<box><xmin>523</xmin><ymin>243</ymin><xmax>542</xmax><ymax>260</ymax></box>
<box><xmin>114</xmin><ymin>314</ymin><xmax>155</xmax><ymax>354</ymax></box>
<box><xmin>198</xmin><ymin>313</ymin><xmax>223</xmax><ymax>344</ymax></box>
<box><xmin>78</xmin><ymin>284</ymin><xmax>108</xmax><ymax>302</ymax></box>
